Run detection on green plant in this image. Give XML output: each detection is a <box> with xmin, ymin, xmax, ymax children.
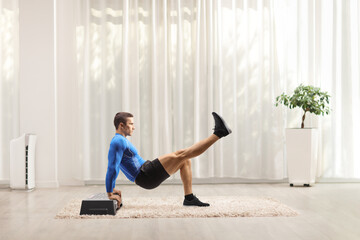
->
<box><xmin>275</xmin><ymin>84</ymin><xmax>331</xmax><ymax>128</ymax></box>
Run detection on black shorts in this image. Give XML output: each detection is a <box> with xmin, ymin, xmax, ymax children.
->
<box><xmin>135</xmin><ymin>158</ymin><xmax>170</xmax><ymax>190</ymax></box>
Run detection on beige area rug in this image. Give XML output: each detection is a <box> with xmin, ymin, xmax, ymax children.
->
<box><xmin>55</xmin><ymin>196</ymin><xmax>298</xmax><ymax>219</ymax></box>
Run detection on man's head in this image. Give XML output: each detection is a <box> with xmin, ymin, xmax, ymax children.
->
<box><xmin>114</xmin><ymin>112</ymin><xmax>134</xmax><ymax>137</ymax></box>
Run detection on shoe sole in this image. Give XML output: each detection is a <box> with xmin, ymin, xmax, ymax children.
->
<box><xmin>183</xmin><ymin>204</ymin><xmax>210</xmax><ymax>207</ymax></box>
<box><xmin>212</xmin><ymin>112</ymin><xmax>232</xmax><ymax>135</ymax></box>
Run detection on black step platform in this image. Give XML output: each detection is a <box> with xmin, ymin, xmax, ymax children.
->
<box><xmin>80</xmin><ymin>193</ymin><xmax>122</xmax><ymax>215</ymax></box>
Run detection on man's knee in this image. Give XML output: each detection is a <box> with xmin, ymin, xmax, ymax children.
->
<box><xmin>174</xmin><ymin>149</ymin><xmax>187</xmax><ymax>160</ymax></box>
<box><xmin>183</xmin><ymin>158</ymin><xmax>191</xmax><ymax>167</ymax></box>
<box><xmin>179</xmin><ymin>159</ymin><xmax>191</xmax><ymax>173</ymax></box>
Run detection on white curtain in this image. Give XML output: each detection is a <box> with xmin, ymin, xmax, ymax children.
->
<box><xmin>72</xmin><ymin>0</ymin><xmax>360</xmax><ymax>182</ymax></box>
<box><xmin>0</xmin><ymin>0</ymin><xmax>18</xmax><ymax>182</ymax></box>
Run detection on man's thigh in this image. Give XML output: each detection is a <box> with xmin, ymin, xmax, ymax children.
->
<box><xmin>158</xmin><ymin>150</ymin><xmax>187</xmax><ymax>175</ymax></box>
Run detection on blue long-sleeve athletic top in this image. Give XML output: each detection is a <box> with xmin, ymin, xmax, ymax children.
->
<box><xmin>105</xmin><ymin>133</ymin><xmax>145</xmax><ymax>193</ymax></box>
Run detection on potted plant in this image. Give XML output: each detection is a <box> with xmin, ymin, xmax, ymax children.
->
<box><xmin>275</xmin><ymin>84</ymin><xmax>331</xmax><ymax>187</ymax></box>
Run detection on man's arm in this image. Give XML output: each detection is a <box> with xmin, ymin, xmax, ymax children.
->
<box><xmin>106</xmin><ymin>160</ymin><xmax>123</xmax><ymax>208</ymax></box>
<box><xmin>105</xmin><ymin>139</ymin><xmax>125</xmax><ymax>199</ymax></box>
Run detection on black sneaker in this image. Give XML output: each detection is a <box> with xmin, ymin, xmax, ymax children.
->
<box><xmin>183</xmin><ymin>195</ymin><xmax>210</xmax><ymax>207</ymax></box>
<box><xmin>212</xmin><ymin>112</ymin><xmax>232</xmax><ymax>138</ymax></box>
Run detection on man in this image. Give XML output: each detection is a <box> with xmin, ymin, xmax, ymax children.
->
<box><xmin>106</xmin><ymin>112</ymin><xmax>231</xmax><ymax>208</ymax></box>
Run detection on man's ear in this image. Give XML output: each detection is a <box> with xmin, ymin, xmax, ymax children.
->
<box><xmin>117</xmin><ymin>122</ymin><xmax>124</xmax><ymax>130</ymax></box>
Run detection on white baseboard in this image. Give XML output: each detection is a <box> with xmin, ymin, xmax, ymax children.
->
<box><xmin>84</xmin><ymin>178</ymin><xmax>289</xmax><ymax>186</ymax></box>
<box><xmin>58</xmin><ymin>179</ymin><xmax>85</xmax><ymax>186</ymax></box>
<box><xmin>84</xmin><ymin>177</ymin><xmax>360</xmax><ymax>186</ymax></box>
<box><xmin>316</xmin><ymin>178</ymin><xmax>360</xmax><ymax>183</ymax></box>
<box><xmin>0</xmin><ymin>180</ymin><xmax>10</xmax><ymax>189</ymax></box>
<box><xmin>35</xmin><ymin>180</ymin><xmax>59</xmax><ymax>188</ymax></box>
<box><xmin>0</xmin><ymin>179</ymin><xmax>59</xmax><ymax>188</ymax></box>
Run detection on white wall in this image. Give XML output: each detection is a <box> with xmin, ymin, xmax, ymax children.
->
<box><xmin>19</xmin><ymin>0</ymin><xmax>58</xmax><ymax>188</ymax></box>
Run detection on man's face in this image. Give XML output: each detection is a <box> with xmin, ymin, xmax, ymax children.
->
<box><xmin>121</xmin><ymin>117</ymin><xmax>135</xmax><ymax>136</ymax></box>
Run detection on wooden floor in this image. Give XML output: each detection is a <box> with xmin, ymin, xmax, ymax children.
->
<box><xmin>0</xmin><ymin>183</ymin><xmax>359</xmax><ymax>240</ymax></box>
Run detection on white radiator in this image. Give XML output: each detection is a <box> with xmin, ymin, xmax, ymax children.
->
<box><xmin>10</xmin><ymin>134</ymin><xmax>37</xmax><ymax>190</ymax></box>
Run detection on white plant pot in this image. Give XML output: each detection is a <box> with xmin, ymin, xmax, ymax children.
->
<box><xmin>286</xmin><ymin>128</ymin><xmax>318</xmax><ymax>187</ymax></box>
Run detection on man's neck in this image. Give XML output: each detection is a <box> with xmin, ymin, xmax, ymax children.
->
<box><xmin>116</xmin><ymin>130</ymin><xmax>126</xmax><ymax>137</ymax></box>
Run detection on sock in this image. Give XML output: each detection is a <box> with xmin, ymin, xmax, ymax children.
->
<box><xmin>185</xmin><ymin>193</ymin><xmax>194</xmax><ymax>201</ymax></box>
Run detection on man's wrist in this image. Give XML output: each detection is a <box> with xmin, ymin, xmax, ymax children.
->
<box><xmin>107</xmin><ymin>192</ymin><xmax>113</xmax><ymax>197</ymax></box>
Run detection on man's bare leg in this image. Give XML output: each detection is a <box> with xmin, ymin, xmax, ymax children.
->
<box><xmin>170</xmin><ymin>157</ymin><xmax>209</xmax><ymax>206</ymax></box>
<box><xmin>158</xmin><ymin>134</ymin><xmax>219</xmax><ymax>175</ymax></box>
<box><xmin>180</xmin><ymin>159</ymin><xmax>192</xmax><ymax>195</ymax></box>
<box><xmin>158</xmin><ymin>135</ymin><xmax>218</xmax><ymax>207</ymax></box>
<box><xmin>163</xmin><ymin>157</ymin><xmax>193</xmax><ymax>195</ymax></box>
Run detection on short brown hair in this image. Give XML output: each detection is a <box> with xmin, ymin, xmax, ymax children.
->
<box><xmin>114</xmin><ymin>112</ymin><xmax>133</xmax><ymax>130</ymax></box>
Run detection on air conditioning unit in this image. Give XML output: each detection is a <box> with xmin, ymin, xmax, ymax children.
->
<box><xmin>10</xmin><ymin>134</ymin><xmax>37</xmax><ymax>190</ymax></box>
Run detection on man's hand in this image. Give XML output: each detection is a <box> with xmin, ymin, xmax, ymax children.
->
<box><xmin>113</xmin><ymin>189</ymin><xmax>122</xmax><ymax>197</ymax></box>
<box><xmin>107</xmin><ymin>192</ymin><xmax>122</xmax><ymax>209</ymax></box>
